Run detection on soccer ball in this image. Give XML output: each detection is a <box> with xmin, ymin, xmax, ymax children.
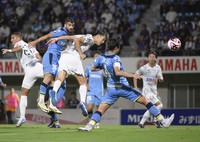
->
<box><xmin>167</xmin><ymin>37</ymin><xmax>181</xmax><ymax>51</ymax></box>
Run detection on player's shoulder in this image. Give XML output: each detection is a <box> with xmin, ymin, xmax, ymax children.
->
<box><xmin>155</xmin><ymin>64</ymin><xmax>161</xmax><ymax>69</ymax></box>
<box><xmin>14</xmin><ymin>40</ymin><xmax>26</xmax><ymax>47</ymax></box>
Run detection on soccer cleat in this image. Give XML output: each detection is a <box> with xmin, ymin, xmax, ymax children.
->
<box><xmin>49</xmin><ymin>104</ymin><xmax>62</xmax><ymax>114</ymax></box>
<box><xmin>47</xmin><ymin>118</ymin><xmax>54</xmax><ymax>127</ymax></box>
<box><xmin>138</xmin><ymin>123</ymin><xmax>145</xmax><ymax>128</ymax></box>
<box><xmin>50</xmin><ymin>124</ymin><xmax>61</xmax><ymax>128</ymax></box>
<box><xmin>94</xmin><ymin>123</ymin><xmax>100</xmax><ymax>129</ymax></box>
<box><xmin>79</xmin><ymin>102</ymin><xmax>88</xmax><ymax>117</ymax></box>
<box><xmin>37</xmin><ymin>102</ymin><xmax>49</xmax><ymax>113</ymax></box>
<box><xmin>162</xmin><ymin>113</ymin><xmax>175</xmax><ymax>128</ymax></box>
<box><xmin>78</xmin><ymin>123</ymin><xmax>93</xmax><ymax>132</ymax></box>
<box><xmin>16</xmin><ymin>118</ymin><xmax>26</xmax><ymax>127</ymax></box>
<box><xmin>154</xmin><ymin>121</ymin><xmax>162</xmax><ymax>128</ymax></box>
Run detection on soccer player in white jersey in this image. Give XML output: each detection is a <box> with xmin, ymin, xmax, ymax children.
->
<box><xmin>134</xmin><ymin>51</ymin><xmax>164</xmax><ymax>128</ymax></box>
<box><xmin>2</xmin><ymin>32</ymin><xmax>43</xmax><ymax>127</ymax></box>
<box><xmin>46</xmin><ymin>31</ymin><xmax>108</xmax><ymax>116</ymax></box>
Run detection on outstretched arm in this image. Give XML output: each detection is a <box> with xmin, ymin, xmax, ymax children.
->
<box><xmin>2</xmin><ymin>46</ymin><xmax>22</xmax><ymax>54</ymax></box>
<box><xmin>29</xmin><ymin>33</ymin><xmax>52</xmax><ymax>47</ymax></box>
<box><xmin>114</xmin><ymin>65</ymin><xmax>141</xmax><ymax>79</ymax></box>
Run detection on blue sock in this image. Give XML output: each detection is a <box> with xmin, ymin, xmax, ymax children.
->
<box><xmin>146</xmin><ymin>102</ymin><xmax>160</xmax><ymax>117</ymax></box>
<box><xmin>40</xmin><ymin>82</ymin><xmax>48</xmax><ymax>95</ymax></box>
<box><xmin>55</xmin><ymin>81</ymin><xmax>66</xmax><ymax>105</ymax></box>
<box><xmin>53</xmin><ymin>113</ymin><xmax>58</xmax><ymax>121</ymax></box>
<box><xmin>91</xmin><ymin>111</ymin><xmax>102</xmax><ymax>123</ymax></box>
<box><xmin>88</xmin><ymin>111</ymin><xmax>93</xmax><ymax>119</ymax></box>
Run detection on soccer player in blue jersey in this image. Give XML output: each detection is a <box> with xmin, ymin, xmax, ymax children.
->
<box><xmin>85</xmin><ymin>51</ymin><xmax>105</xmax><ymax>128</ymax></box>
<box><xmin>78</xmin><ymin>36</ymin><xmax>175</xmax><ymax>132</ymax></box>
<box><xmin>29</xmin><ymin>17</ymin><xmax>85</xmax><ymax>113</ymax></box>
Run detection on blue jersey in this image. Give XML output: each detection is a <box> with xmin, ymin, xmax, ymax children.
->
<box><xmin>85</xmin><ymin>64</ymin><xmax>104</xmax><ymax>96</ymax></box>
<box><xmin>93</xmin><ymin>52</ymin><xmax>129</xmax><ymax>87</ymax></box>
<box><xmin>48</xmin><ymin>27</ymin><xmax>71</xmax><ymax>55</ymax></box>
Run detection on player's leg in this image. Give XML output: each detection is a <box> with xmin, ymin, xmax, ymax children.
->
<box><xmin>136</xmin><ymin>95</ymin><xmax>174</xmax><ymax>128</ymax></box>
<box><xmin>86</xmin><ymin>95</ymin><xmax>95</xmax><ymax>119</ymax></box>
<box><xmin>139</xmin><ymin>94</ymin><xmax>163</xmax><ymax>128</ymax></box>
<box><xmin>94</xmin><ymin>96</ymin><xmax>101</xmax><ymax>129</ymax></box>
<box><xmin>75</xmin><ymin>75</ymin><xmax>88</xmax><ymax>117</ymax></box>
<box><xmin>16</xmin><ymin>69</ymin><xmax>39</xmax><ymax>127</ymax></box>
<box><xmin>79</xmin><ymin>88</ymin><xmax>117</xmax><ymax>131</ymax></box>
<box><xmin>79</xmin><ymin>103</ymin><xmax>111</xmax><ymax>132</ymax></box>
<box><xmin>38</xmin><ymin>53</ymin><xmax>58</xmax><ymax>112</ymax></box>
<box><xmin>49</xmin><ymin>80</ymin><xmax>66</xmax><ymax>114</ymax></box>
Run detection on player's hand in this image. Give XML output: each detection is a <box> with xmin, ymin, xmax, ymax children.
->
<box><xmin>2</xmin><ymin>49</ymin><xmax>8</xmax><ymax>54</ymax></box>
<box><xmin>133</xmin><ymin>74</ymin><xmax>142</xmax><ymax>79</ymax></box>
<box><xmin>46</xmin><ymin>38</ymin><xmax>56</xmax><ymax>46</ymax></box>
<box><xmin>80</xmin><ymin>54</ymin><xmax>86</xmax><ymax>60</ymax></box>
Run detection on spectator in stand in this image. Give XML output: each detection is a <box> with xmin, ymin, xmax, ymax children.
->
<box><xmin>176</xmin><ymin>22</ymin><xmax>190</xmax><ymax>53</ymax></box>
<box><xmin>4</xmin><ymin>88</ymin><xmax>19</xmax><ymax>124</ymax></box>
<box><xmin>172</xmin><ymin>17</ymin><xmax>181</xmax><ymax>32</ymax></box>
<box><xmin>165</xmin><ymin>6</ymin><xmax>177</xmax><ymax>23</ymax></box>
<box><xmin>0</xmin><ymin>23</ymin><xmax>10</xmax><ymax>47</ymax></box>
<box><xmin>66</xmin><ymin>92</ymin><xmax>80</xmax><ymax>109</ymax></box>
<box><xmin>23</xmin><ymin>27</ymin><xmax>36</xmax><ymax>42</ymax></box>
<box><xmin>149</xmin><ymin>32</ymin><xmax>159</xmax><ymax>51</ymax></box>
<box><xmin>195</xmin><ymin>34</ymin><xmax>200</xmax><ymax>55</ymax></box>
<box><xmin>84</xmin><ymin>18</ymin><xmax>96</xmax><ymax>33</ymax></box>
<box><xmin>184</xmin><ymin>35</ymin><xmax>195</xmax><ymax>55</ymax></box>
<box><xmin>101</xmin><ymin>8</ymin><xmax>113</xmax><ymax>24</ymax></box>
<box><xmin>192</xmin><ymin>26</ymin><xmax>200</xmax><ymax>41</ymax></box>
<box><xmin>136</xmin><ymin>35</ymin><xmax>149</xmax><ymax>56</ymax></box>
<box><xmin>31</xmin><ymin>19</ymin><xmax>42</xmax><ymax>33</ymax></box>
<box><xmin>140</xmin><ymin>24</ymin><xmax>150</xmax><ymax>45</ymax></box>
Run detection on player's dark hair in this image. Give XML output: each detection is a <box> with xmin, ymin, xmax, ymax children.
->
<box><xmin>96</xmin><ymin>30</ymin><xmax>109</xmax><ymax>42</ymax></box>
<box><xmin>93</xmin><ymin>51</ymin><xmax>102</xmax><ymax>56</ymax></box>
<box><xmin>107</xmin><ymin>34</ymin><xmax>121</xmax><ymax>51</ymax></box>
<box><xmin>146</xmin><ymin>51</ymin><xmax>158</xmax><ymax>58</ymax></box>
<box><xmin>65</xmin><ymin>17</ymin><xmax>74</xmax><ymax>24</ymax></box>
<box><xmin>12</xmin><ymin>32</ymin><xmax>23</xmax><ymax>39</ymax></box>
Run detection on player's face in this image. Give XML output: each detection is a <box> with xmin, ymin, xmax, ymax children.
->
<box><xmin>148</xmin><ymin>54</ymin><xmax>157</xmax><ymax>65</ymax></box>
<box><xmin>65</xmin><ymin>22</ymin><xmax>74</xmax><ymax>33</ymax></box>
<box><xmin>10</xmin><ymin>35</ymin><xmax>20</xmax><ymax>45</ymax></box>
<box><xmin>96</xmin><ymin>35</ymin><xmax>106</xmax><ymax>45</ymax></box>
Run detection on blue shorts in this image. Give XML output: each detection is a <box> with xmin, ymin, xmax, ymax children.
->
<box><xmin>102</xmin><ymin>85</ymin><xmax>142</xmax><ymax>105</ymax></box>
<box><xmin>86</xmin><ymin>92</ymin><xmax>102</xmax><ymax>106</ymax></box>
<box><xmin>42</xmin><ymin>52</ymin><xmax>60</xmax><ymax>76</ymax></box>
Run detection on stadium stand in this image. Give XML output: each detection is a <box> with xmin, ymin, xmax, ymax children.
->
<box><xmin>1</xmin><ymin>0</ymin><xmax>199</xmax><ymax>58</ymax></box>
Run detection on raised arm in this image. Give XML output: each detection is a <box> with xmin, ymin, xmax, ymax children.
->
<box><xmin>29</xmin><ymin>33</ymin><xmax>52</xmax><ymax>47</ymax></box>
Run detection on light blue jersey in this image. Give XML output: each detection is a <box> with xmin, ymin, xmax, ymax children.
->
<box><xmin>93</xmin><ymin>52</ymin><xmax>142</xmax><ymax>104</ymax></box>
<box><xmin>42</xmin><ymin>27</ymin><xmax>71</xmax><ymax>75</ymax></box>
<box><xmin>85</xmin><ymin>64</ymin><xmax>104</xmax><ymax>106</ymax></box>
<box><xmin>49</xmin><ymin>27</ymin><xmax>71</xmax><ymax>55</ymax></box>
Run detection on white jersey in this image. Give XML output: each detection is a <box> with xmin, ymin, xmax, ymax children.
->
<box><xmin>136</xmin><ymin>63</ymin><xmax>163</xmax><ymax>96</ymax></box>
<box><xmin>62</xmin><ymin>34</ymin><xmax>94</xmax><ymax>57</ymax></box>
<box><xmin>59</xmin><ymin>34</ymin><xmax>94</xmax><ymax>76</ymax></box>
<box><xmin>14</xmin><ymin>40</ymin><xmax>39</xmax><ymax>69</ymax></box>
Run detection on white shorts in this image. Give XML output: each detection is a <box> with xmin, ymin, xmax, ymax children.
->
<box><xmin>58</xmin><ymin>52</ymin><xmax>84</xmax><ymax>76</ymax></box>
<box><xmin>142</xmin><ymin>89</ymin><xmax>160</xmax><ymax>104</ymax></box>
<box><xmin>22</xmin><ymin>62</ymin><xmax>44</xmax><ymax>89</ymax></box>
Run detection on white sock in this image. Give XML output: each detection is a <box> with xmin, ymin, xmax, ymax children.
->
<box><xmin>39</xmin><ymin>95</ymin><xmax>45</xmax><ymax>103</ymax></box>
<box><xmin>153</xmin><ymin>103</ymin><xmax>163</xmax><ymax>122</ymax></box>
<box><xmin>139</xmin><ymin>110</ymin><xmax>151</xmax><ymax>125</ymax></box>
<box><xmin>53</xmin><ymin>80</ymin><xmax>62</xmax><ymax>93</ymax></box>
<box><xmin>20</xmin><ymin>96</ymin><xmax>27</xmax><ymax>119</ymax></box>
<box><xmin>157</xmin><ymin>114</ymin><xmax>165</xmax><ymax>122</ymax></box>
<box><xmin>79</xmin><ymin>84</ymin><xmax>87</xmax><ymax>103</ymax></box>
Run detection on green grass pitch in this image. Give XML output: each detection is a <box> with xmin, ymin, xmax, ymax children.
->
<box><xmin>0</xmin><ymin>124</ymin><xmax>199</xmax><ymax>142</ymax></box>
